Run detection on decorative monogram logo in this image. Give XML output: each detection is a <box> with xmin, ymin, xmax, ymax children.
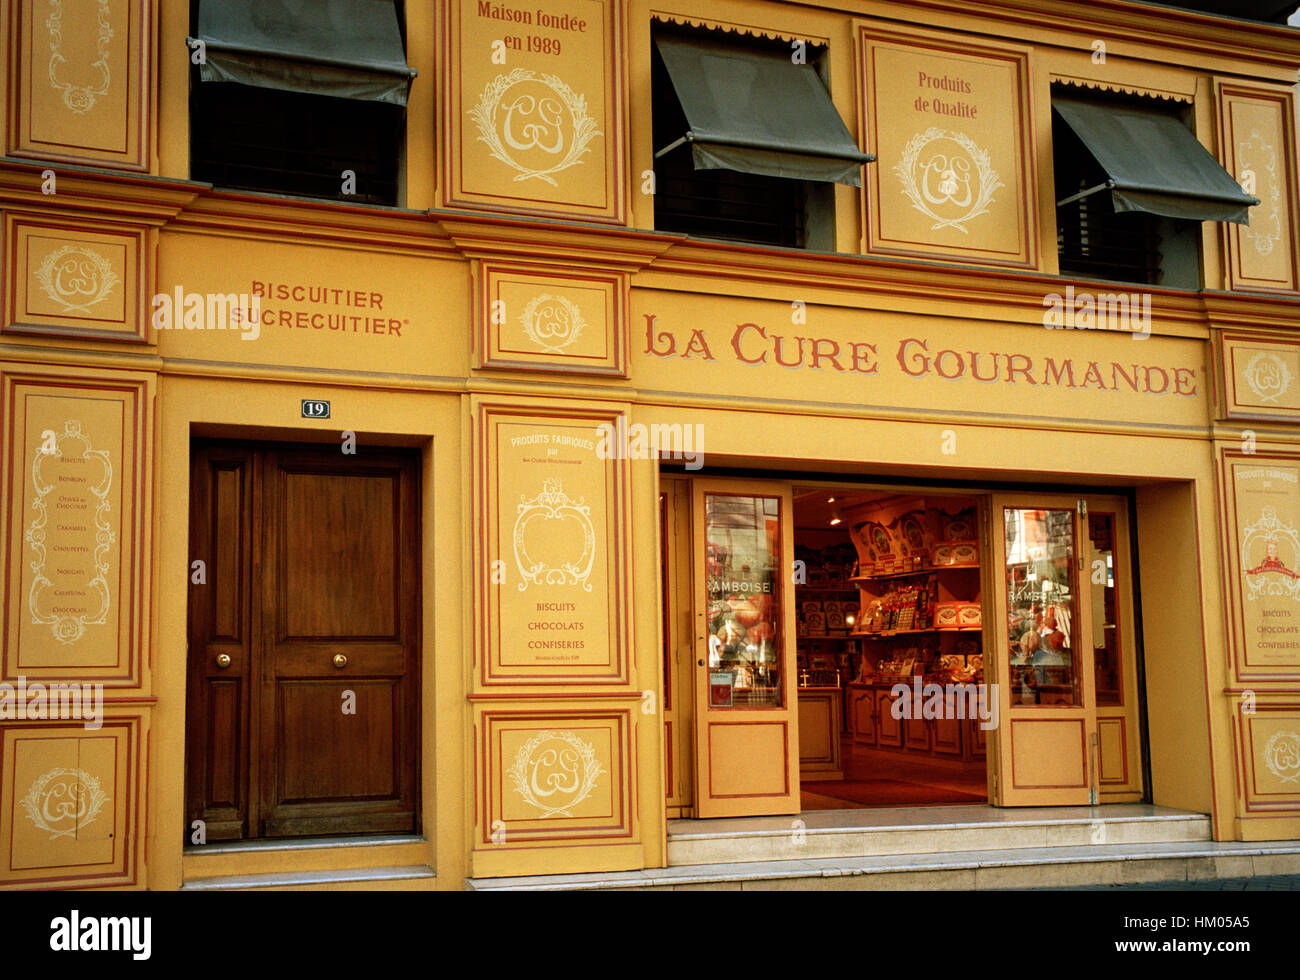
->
<box><xmin>1242</xmin><ymin>351</ymin><xmax>1293</xmax><ymax>404</ymax></box>
<box><xmin>1263</xmin><ymin>730</ymin><xmax>1300</xmax><ymax>784</ymax></box>
<box><xmin>26</xmin><ymin>420</ymin><xmax>115</xmax><ymax>644</ymax></box>
<box><xmin>1238</xmin><ymin>130</ymin><xmax>1281</xmax><ymax>257</ymax></box>
<box><xmin>507</xmin><ymin>730</ymin><xmax>604</xmax><ymax>818</ymax></box>
<box><xmin>469</xmin><ymin>69</ymin><xmax>601</xmax><ymax>185</ymax></box>
<box><xmin>21</xmin><ymin>767</ymin><xmax>110</xmax><ymax>839</ymax></box>
<box><xmin>895</xmin><ymin>128</ymin><xmax>1002</xmax><ymax>234</ymax></box>
<box><xmin>46</xmin><ymin>0</ymin><xmax>114</xmax><ymax>113</ymax></box>
<box><xmin>33</xmin><ymin>245</ymin><xmax>119</xmax><ymax>314</ymax></box>
<box><xmin>520</xmin><ymin>294</ymin><xmax>585</xmax><ymax>353</ymax></box>
<box><xmin>512</xmin><ymin>479</ymin><xmax>596</xmax><ymax>592</ymax></box>
<box><xmin>1241</xmin><ymin>508</ymin><xmax>1300</xmax><ymax>602</ymax></box>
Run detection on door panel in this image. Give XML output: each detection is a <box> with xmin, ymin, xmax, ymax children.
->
<box><xmin>187</xmin><ymin>443</ymin><xmax>420</xmax><ymax>840</ymax></box>
<box><xmin>988</xmin><ymin>495</ymin><xmax>1096</xmax><ymax>806</ymax></box>
<box><xmin>186</xmin><ymin>446</ymin><xmax>255</xmax><ymax>840</ymax></box>
<box><xmin>660</xmin><ymin>477</ymin><xmax>695</xmax><ymax>813</ymax></box>
<box><xmin>1085</xmin><ymin>507</ymin><xmax>1146</xmax><ymax>801</ymax></box>
<box><xmin>691</xmin><ymin>479</ymin><xmax>800</xmax><ymax>817</ymax></box>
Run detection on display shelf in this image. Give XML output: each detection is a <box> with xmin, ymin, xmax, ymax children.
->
<box><xmin>851</xmin><ymin>564</ymin><xmax>979</xmax><ymax>583</ymax></box>
<box><xmin>797</xmin><ymin>586</ymin><xmax>860</xmax><ymax>593</ymax></box>
<box><xmin>852</xmin><ymin>627</ymin><xmax>982</xmax><ymax>637</ymax></box>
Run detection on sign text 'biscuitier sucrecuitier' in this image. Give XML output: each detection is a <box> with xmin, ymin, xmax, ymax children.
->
<box><xmin>642</xmin><ymin>316</ymin><xmax>1197</xmax><ymax>396</ymax></box>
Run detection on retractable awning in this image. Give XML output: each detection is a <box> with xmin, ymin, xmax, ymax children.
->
<box><xmin>1053</xmin><ymin>96</ymin><xmax>1258</xmax><ymax>224</ymax></box>
<box><xmin>190</xmin><ymin>0</ymin><xmax>416</xmax><ymax>106</ymax></box>
<box><xmin>653</xmin><ymin>34</ymin><xmax>874</xmax><ymax>187</ymax></box>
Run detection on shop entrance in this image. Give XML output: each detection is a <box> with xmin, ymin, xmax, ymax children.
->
<box><xmin>661</xmin><ymin>474</ymin><xmax>1146</xmax><ymax>819</ymax></box>
<box><xmin>184</xmin><ymin>441</ymin><xmax>421</xmax><ymax>840</ymax></box>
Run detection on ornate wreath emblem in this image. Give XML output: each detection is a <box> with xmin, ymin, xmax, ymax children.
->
<box><xmin>894</xmin><ymin>128</ymin><xmax>1002</xmax><ymax>234</ymax></box>
<box><xmin>21</xmin><ymin>767</ymin><xmax>110</xmax><ymax>839</ymax></box>
<box><xmin>34</xmin><ymin>245</ymin><xmax>119</xmax><ymax>314</ymax></box>
<box><xmin>1263</xmin><ymin>730</ymin><xmax>1300</xmax><ymax>784</ymax></box>
<box><xmin>1241</xmin><ymin>508</ymin><xmax>1300</xmax><ymax>602</ymax></box>
<box><xmin>469</xmin><ymin>69</ymin><xmax>601</xmax><ymax>185</ymax></box>
<box><xmin>1238</xmin><ymin>130</ymin><xmax>1281</xmax><ymax>257</ymax></box>
<box><xmin>520</xmin><ymin>294</ymin><xmax>585</xmax><ymax>353</ymax></box>
<box><xmin>507</xmin><ymin>730</ymin><xmax>604</xmax><ymax>818</ymax></box>
<box><xmin>512</xmin><ymin>479</ymin><xmax>596</xmax><ymax>592</ymax></box>
<box><xmin>1242</xmin><ymin>351</ymin><xmax>1292</xmax><ymax>405</ymax></box>
<box><xmin>46</xmin><ymin>0</ymin><xmax>114</xmax><ymax>114</ymax></box>
<box><xmin>26</xmin><ymin>420</ymin><xmax>115</xmax><ymax>644</ymax></box>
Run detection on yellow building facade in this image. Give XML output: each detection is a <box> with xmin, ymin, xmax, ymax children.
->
<box><xmin>3</xmin><ymin>0</ymin><xmax>1300</xmax><ymax>890</ymax></box>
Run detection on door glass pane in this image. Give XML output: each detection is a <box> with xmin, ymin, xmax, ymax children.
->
<box><xmin>1088</xmin><ymin>513</ymin><xmax>1122</xmax><ymax>706</ymax></box>
<box><xmin>705</xmin><ymin>493</ymin><xmax>782</xmax><ymax>708</ymax></box>
<box><xmin>1004</xmin><ymin>507</ymin><xmax>1079</xmax><ymax>706</ymax></box>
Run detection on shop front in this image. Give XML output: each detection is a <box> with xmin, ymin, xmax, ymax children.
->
<box><xmin>3</xmin><ymin>0</ymin><xmax>1300</xmax><ymax>891</ymax></box>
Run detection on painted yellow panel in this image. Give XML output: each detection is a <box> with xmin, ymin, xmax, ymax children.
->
<box><xmin>859</xmin><ymin>23</ymin><xmax>1036</xmax><ymax>267</ymax></box>
<box><xmin>474</xmin><ymin>400</ymin><xmax>631</xmax><ymax>685</ymax></box>
<box><xmin>444</xmin><ymin>0</ymin><xmax>624</xmax><ymax>222</ymax></box>
<box><xmin>1220</xmin><ymin>332</ymin><xmax>1300</xmax><ymax>420</ymax></box>
<box><xmin>1097</xmin><ymin>717</ymin><xmax>1127</xmax><ymax>784</ymax></box>
<box><xmin>1244</xmin><ymin>711</ymin><xmax>1300</xmax><ymax>807</ymax></box>
<box><xmin>9</xmin><ymin>0</ymin><xmax>150</xmax><ymax>170</ymax></box>
<box><xmin>474</xmin><ymin>706</ymin><xmax>636</xmax><ymax>850</ymax></box>
<box><xmin>1</xmin><ymin>718</ymin><xmax>140</xmax><ymax>888</ymax></box>
<box><xmin>475</xmin><ymin>262</ymin><xmax>627</xmax><ymax>375</ymax></box>
<box><xmin>709</xmin><ymin>722</ymin><xmax>788</xmax><ymax>797</ymax></box>
<box><xmin>154</xmin><ymin>233</ymin><xmax>467</xmax><ymax>376</ymax></box>
<box><xmin>634</xmin><ymin>293</ymin><xmax>1206</xmax><ymax>430</ymax></box>
<box><xmin>1009</xmin><ymin>719</ymin><xmax>1086</xmax><ymax>788</ymax></box>
<box><xmin>2</xmin><ymin>369</ymin><xmax>150</xmax><ymax>687</ymax></box>
<box><xmin>1222</xmin><ymin>454</ymin><xmax>1300</xmax><ymax>681</ymax></box>
<box><xmin>1217</xmin><ymin>82</ymin><xmax>1299</xmax><ymax>292</ymax></box>
<box><xmin>798</xmin><ymin>695</ymin><xmax>832</xmax><ymax>761</ymax></box>
<box><xmin>3</xmin><ymin>215</ymin><xmax>147</xmax><ymax>342</ymax></box>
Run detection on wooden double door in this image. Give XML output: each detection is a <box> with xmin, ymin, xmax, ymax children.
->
<box><xmin>186</xmin><ymin>441</ymin><xmax>421</xmax><ymax>840</ymax></box>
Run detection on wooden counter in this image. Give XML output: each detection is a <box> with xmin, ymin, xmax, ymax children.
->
<box><xmin>846</xmin><ymin>681</ymin><xmax>986</xmax><ymax>763</ymax></box>
<box><xmin>797</xmin><ymin>686</ymin><xmax>844</xmax><ymax>780</ymax></box>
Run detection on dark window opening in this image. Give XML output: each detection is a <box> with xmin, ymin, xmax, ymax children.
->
<box><xmin>190</xmin><ymin>83</ymin><xmax>403</xmax><ymax>206</ymax></box>
<box><xmin>650</xmin><ymin>31</ymin><xmax>834</xmax><ymax>250</ymax></box>
<box><xmin>187</xmin><ymin>0</ymin><xmax>407</xmax><ymax>207</ymax></box>
<box><xmin>1052</xmin><ymin>91</ymin><xmax>1202</xmax><ymax>288</ymax></box>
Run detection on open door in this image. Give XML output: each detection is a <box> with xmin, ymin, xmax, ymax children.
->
<box><xmin>987</xmin><ymin>494</ymin><xmax>1098</xmax><ymax>806</ymax></box>
<box><xmin>691</xmin><ymin>479</ymin><xmax>800</xmax><ymax>817</ymax></box>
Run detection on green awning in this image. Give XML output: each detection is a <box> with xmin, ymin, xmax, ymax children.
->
<box><xmin>653</xmin><ymin>34</ymin><xmax>873</xmax><ymax>187</ymax></box>
<box><xmin>1053</xmin><ymin>96</ymin><xmax>1258</xmax><ymax>223</ymax></box>
<box><xmin>191</xmin><ymin>0</ymin><xmax>416</xmax><ymax>106</ymax></box>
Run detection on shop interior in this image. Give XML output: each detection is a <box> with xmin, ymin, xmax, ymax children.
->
<box><xmin>791</xmin><ymin>487</ymin><xmax>990</xmax><ymax>810</ymax></box>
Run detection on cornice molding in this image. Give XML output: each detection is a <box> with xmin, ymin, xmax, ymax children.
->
<box><xmin>0</xmin><ymin>158</ymin><xmax>201</xmax><ymax>225</ymax></box>
<box><xmin>435</xmin><ymin>213</ymin><xmax>680</xmax><ymax>271</ymax></box>
<box><xmin>851</xmin><ymin>0</ymin><xmax>1300</xmax><ymax>76</ymax></box>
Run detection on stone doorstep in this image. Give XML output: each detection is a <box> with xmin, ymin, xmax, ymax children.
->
<box><xmin>465</xmin><ymin>840</ymin><xmax>1300</xmax><ymax>891</ymax></box>
<box><xmin>666</xmin><ymin>808</ymin><xmax>1210</xmax><ymax>843</ymax></box>
<box><xmin>181</xmin><ymin>865</ymin><xmax>436</xmax><ymax>891</ymax></box>
<box><xmin>665</xmin><ymin>812</ymin><xmax>1213</xmax><ymax>865</ymax></box>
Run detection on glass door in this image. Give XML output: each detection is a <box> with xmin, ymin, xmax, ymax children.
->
<box><xmin>987</xmin><ymin>494</ymin><xmax>1097</xmax><ymax>806</ymax></box>
<box><xmin>691</xmin><ymin>479</ymin><xmax>800</xmax><ymax>817</ymax></box>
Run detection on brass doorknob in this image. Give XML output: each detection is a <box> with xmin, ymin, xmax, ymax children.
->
<box><xmin>333</xmin><ymin>653</ymin><xmax>348</xmax><ymax>669</ymax></box>
<box><xmin>216</xmin><ymin>653</ymin><xmax>232</xmax><ymax>669</ymax></box>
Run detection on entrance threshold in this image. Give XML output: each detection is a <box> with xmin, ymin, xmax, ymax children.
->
<box><xmin>466</xmin><ymin>807</ymin><xmax>1300</xmax><ymax>890</ymax></box>
<box><xmin>667</xmin><ymin>804</ymin><xmax>1208</xmax><ymax>866</ymax></box>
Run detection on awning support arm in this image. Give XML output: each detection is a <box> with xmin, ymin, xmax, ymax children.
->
<box><xmin>1056</xmin><ymin>179</ymin><xmax>1115</xmax><ymax>209</ymax></box>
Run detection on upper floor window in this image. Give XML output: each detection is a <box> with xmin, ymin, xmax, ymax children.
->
<box><xmin>651</xmin><ymin>27</ymin><xmax>872</xmax><ymax>249</ymax></box>
<box><xmin>1051</xmin><ymin>89</ymin><xmax>1258</xmax><ymax>287</ymax></box>
<box><xmin>188</xmin><ymin>0</ymin><xmax>416</xmax><ymax>206</ymax></box>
